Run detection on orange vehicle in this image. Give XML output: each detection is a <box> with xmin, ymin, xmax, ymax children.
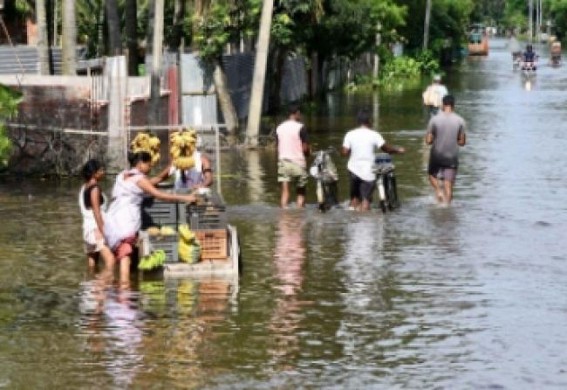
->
<box><xmin>468</xmin><ymin>24</ymin><xmax>489</xmax><ymax>56</ymax></box>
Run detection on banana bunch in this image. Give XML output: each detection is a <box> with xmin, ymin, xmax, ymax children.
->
<box><xmin>131</xmin><ymin>132</ymin><xmax>161</xmax><ymax>166</ymax></box>
<box><xmin>178</xmin><ymin>224</ymin><xmax>201</xmax><ymax>264</ymax></box>
<box><xmin>139</xmin><ymin>249</ymin><xmax>166</xmax><ymax>270</ymax></box>
<box><xmin>170</xmin><ymin>128</ymin><xmax>197</xmax><ymax>170</ymax></box>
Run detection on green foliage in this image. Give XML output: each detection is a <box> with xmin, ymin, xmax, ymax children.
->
<box><xmin>381</xmin><ymin>56</ymin><xmax>422</xmax><ymax>81</ymax></box>
<box><xmin>193</xmin><ymin>0</ymin><xmax>261</xmax><ymax>62</ymax></box>
<box><xmin>346</xmin><ymin>53</ymin><xmax>440</xmax><ymax>92</ymax></box>
<box><xmin>193</xmin><ymin>3</ymin><xmax>232</xmax><ymax>61</ymax></box>
<box><xmin>415</xmin><ymin>50</ymin><xmax>442</xmax><ymax>74</ymax></box>
<box><xmin>14</xmin><ymin>0</ymin><xmax>33</xmax><ymax>15</ymax></box>
<box><xmin>548</xmin><ymin>0</ymin><xmax>567</xmax><ymax>38</ymax></box>
<box><xmin>0</xmin><ymin>85</ymin><xmax>22</xmax><ymax>167</ymax></box>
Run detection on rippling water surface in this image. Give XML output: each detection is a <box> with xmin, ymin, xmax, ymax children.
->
<box><xmin>2</xmin><ymin>39</ymin><xmax>567</xmax><ymax>389</ymax></box>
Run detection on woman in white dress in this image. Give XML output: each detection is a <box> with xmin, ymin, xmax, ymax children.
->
<box><xmin>104</xmin><ymin>151</ymin><xmax>196</xmax><ymax>287</ymax></box>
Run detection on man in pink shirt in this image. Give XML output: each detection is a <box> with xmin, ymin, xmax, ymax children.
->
<box><xmin>276</xmin><ymin>105</ymin><xmax>311</xmax><ymax>208</ymax></box>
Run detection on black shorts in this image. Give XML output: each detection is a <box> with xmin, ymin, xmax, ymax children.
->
<box><xmin>349</xmin><ymin>172</ymin><xmax>376</xmax><ymax>201</ymax></box>
<box><xmin>428</xmin><ymin>161</ymin><xmax>458</xmax><ymax>182</ymax></box>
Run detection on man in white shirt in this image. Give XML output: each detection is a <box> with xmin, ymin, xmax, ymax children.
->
<box><xmin>422</xmin><ymin>75</ymin><xmax>449</xmax><ymax>117</ymax></box>
<box><xmin>341</xmin><ymin>109</ymin><xmax>405</xmax><ymax>211</ymax></box>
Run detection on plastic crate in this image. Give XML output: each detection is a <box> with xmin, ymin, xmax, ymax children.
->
<box><xmin>148</xmin><ymin>233</ymin><xmax>179</xmax><ymax>263</ymax></box>
<box><xmin>141</xmin><ymin>197</ymin><xmax>179</xmax><ymax>229</ymax></box>
<box><xmin>195</xmin><ymin>229</ymin><xmax>228</xmax><ymax>260</ymax></box>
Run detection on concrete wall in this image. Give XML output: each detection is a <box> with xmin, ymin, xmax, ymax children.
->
<box><xmin>0</xmin><ymin>51</ymin><xmax>312</xmax><ymax>176</ymax></box>
<box><xmin>1</xmin><ymin>74</ymin><xmax>170</xmax><ymax>176</ymax></box>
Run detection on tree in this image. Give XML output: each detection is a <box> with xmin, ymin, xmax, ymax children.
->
<box><xmin>124</xmin><ymin>0</ymin><xmax>139</xmax><ymax>75</ymax></box>
<box><xmin>62</xmin><ymin>0</ymin><xmax>77</xmax><ymax>75</ymax></box>
<box><xmin>105</xmin><ymin>0</ymin><xmax>122</xmax><ymax>55</ymax></box>
<box><xmin>193</xmin><ymin>1</ymin><xmax>249</xmax><ymax>135</ymax></box>
<box><xmin>36</xmin><ymin>0</ymin><xmax>50</xmax><ymax>75</ymax></box>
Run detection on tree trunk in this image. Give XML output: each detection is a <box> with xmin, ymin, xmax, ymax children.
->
<box><xmin>170</xmin><ymin>0</ymin><xmax>185</xmax><ymax>51</ymax></box>
<box><xmin>246</xmin><ymin>0</ymin><xmax>274</xmax><ymax>147</ymax></box>
<box><xmin>62</xmin><ymin>0</ymin><xmax>77</xmax><ymax>75</ymax></box>
<box><xmin>125</xmin><ymin>0</ymin><xmax>139</xmax><ymax>75</ymax></box>
<box><xmin>145</xmin><ymin>0</ymin><xmax>155</xmax><ymax>58</ymax></box>
<box><xmin>105</xmin><ymin>0</ymin><xmax>122</xmax><ymax>55</ymax></box>
<box><xmin>423</xmin><ymin>0</ymin><xmax>432</xmax><ymax>50</ymax></box>
<box><xmin>149</xmin><ymin>0</ymin><xmax>164</xmax><ymax>126</ymax></box>
<box><xmin>213</xmin><ymin>58</ymin><xmax>239</xmax><ymax>134</ymax></box>
<box><xmin>267</xmin><ymin>48</ymin><xmax>286</xmax><ymax>115</ymax></box>
<box><xmin>36</xmin><ymin>0</ymin><xmax>51</xmax><ymax>75</ymax></box>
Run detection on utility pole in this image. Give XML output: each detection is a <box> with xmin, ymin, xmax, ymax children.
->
<box><xmin>529</xmin><ymin>0</ymin><xmax>533</xmax><ymax>42</ymax></box>
<box><xmin>246</xmin><ymin>0</ymin><xmax>274</xmax><ymax>147</ymax></box>
<box><xmin>423</xmin><ymin>0</ymin><xmax>432</xmax><ymax>50</ymax></box>
<box><xmin>373</xmin><ymin>22</ymin><xmax>381</xmax><ymax>80</ymax></box>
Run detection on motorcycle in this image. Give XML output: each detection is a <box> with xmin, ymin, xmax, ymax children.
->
<box><xmin>372</xmin><ymin>153</ymin><xmax>400</xmax><ymax>213</ymax></box>
<box><xmin>309</xmin><ymin>147</ymin><xmax>339</xmax><ymax>212</ymax></box>
<box><xmin>521</xmin><ymin>61</ymin><xmax>537</xmax><ymax>77</ymax></box>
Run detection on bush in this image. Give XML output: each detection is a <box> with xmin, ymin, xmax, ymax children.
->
<box><xmin>0</xmin><ymin>84</ymin><xmax>22</xmax><ymax>167</ymax></box>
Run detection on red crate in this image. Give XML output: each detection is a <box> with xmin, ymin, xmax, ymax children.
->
<box><xmin>195</xmin><ymin>229</ymin><xmax>228</xmax><ymax>260</ymax></box>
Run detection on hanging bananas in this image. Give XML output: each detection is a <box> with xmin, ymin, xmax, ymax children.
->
<box><xmin>130</xmin><ymin>132</ymin><xmax>161</xmax><ymax>166</ymax></box>
<box><xmin>170</xmin><ymin>128</ymin><xmax>198</xmax><ymax>170</ymax></box>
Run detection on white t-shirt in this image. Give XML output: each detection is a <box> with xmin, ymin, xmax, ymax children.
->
<box><xmin>342</xmin><ymin>126</ymin><xmax>385</xmax><ymax>181</ymax></box>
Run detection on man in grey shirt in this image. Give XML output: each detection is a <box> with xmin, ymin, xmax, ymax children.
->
<box><xmin>425</xmin><ymin>94</ymin><xmax>466</xmax><ymax>204</ymax></box>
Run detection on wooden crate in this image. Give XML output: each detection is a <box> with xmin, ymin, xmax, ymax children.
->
<box><xmin>195</xmin><ymin>229</ymin><xmax>228</xmax><ymax>260</ymax></box>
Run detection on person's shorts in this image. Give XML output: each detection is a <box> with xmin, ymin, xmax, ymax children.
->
<box><xmin>349</xmin><ymin>172</ymin><xmax>376</xmax><ymax>202</ymax></box>
<box><xmin>428</xmin><ymin>163</ymin><xmax>458</xmax><ymax>182</ymax></box>
<box><xmin>84</xmin><ymin>228</ymin><xmax>106</xmax><ymax>254</ymax></box>
<box><xmin>114</xmin><ymin>236</ymin><xmax>137</xmax><ymax>260</ymax></box>
<box><xmin>278</xmin><ymin>160</ymin><xmax>308</xmax><ymax>188</ymax></box>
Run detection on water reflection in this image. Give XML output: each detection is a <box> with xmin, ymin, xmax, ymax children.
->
<box><xmin>268</xmin><ymin>210</ymin><xmax>307</xmax><ymax>368</ymax></box>
<box><xmin>337</xmin><ymin>215</ymin><xmax>385</xmax><ymax>310</ymax></box>
<box><xmin>426</xmin><ymin>205</ymin><xmax>462</xmax><ymax>256</ymax></box>
<box><xmin>78</xmin><ymin>272</ymin><xmax>237</xmax><ymax>388</ymax></box>
<box><xmin>78</xmin><ymin>278</ymin><xmax>144</xmax><ymax>388</ymax></box>
<box><xmin>522</xmin><ymin>76</ymin><xmax>536</xmax><ymax>91</ymax></box>
<box><xmin>245</xmin><ymin>150</ymin><xmax>266</xmax><ymax>203</ymax></box>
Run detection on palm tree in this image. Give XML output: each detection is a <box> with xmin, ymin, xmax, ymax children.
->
<box><xmin>105</xmin><ymin>0</ymin><xmax>122</xmax><ymax>55</ymax></box>
<box><xmin>124</xmin><ymin>0</ymin><xmax>139</xmax><ymax>75</ymax></box>
<box><xmin>62</xmin><ymin>0</ymin><xmax>77</xmax><ymax>75</ymax></box>
<box><xmin>36</xmin><ymin>0</ymin><xmax>50</xmax><ymax>75</ymax></box>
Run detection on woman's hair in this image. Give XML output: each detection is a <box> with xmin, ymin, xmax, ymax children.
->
<box><xmin>127</xmin><ymin>150</ymin><xmax>152</xmax><ymax>167</ymax></box>
<box><xmin>82</xmin><ymin>159</ymin><xmax>103</xmax><ymax>180</ymax></box>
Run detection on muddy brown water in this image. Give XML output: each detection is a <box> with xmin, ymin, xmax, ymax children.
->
<box><xmin>2</xmin><ymin>39</ymin><xmax>567</xmax><ymax>388</ymax></box>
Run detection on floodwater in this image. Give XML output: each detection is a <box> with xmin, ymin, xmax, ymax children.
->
<box><xmin>2</xmin><ymin>38</ymin><xmax>567</xmax><ymax>389</ymax></box>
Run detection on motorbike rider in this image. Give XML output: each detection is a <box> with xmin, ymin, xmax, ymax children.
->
<box><xmin>551</xmin><ymin>41</ymin><xmax>562</xmax><ymax>65</ymax></box>
<box><xmin>522</xmin><ymin>44</ymin><xmax>538</xmax><ymax>70</ymax></box>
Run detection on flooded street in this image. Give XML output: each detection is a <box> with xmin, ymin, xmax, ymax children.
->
<box><xmin>2</xmin><ymin>38</ymin><xmax>567</xmax><ymax>388</ymax></box>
